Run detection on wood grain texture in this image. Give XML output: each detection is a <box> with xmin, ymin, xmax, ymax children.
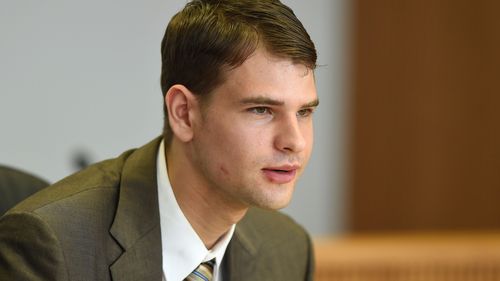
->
<box><xmin>348</xmin><ymin>0</ymin><xmax>500</xmax><ymax>232</ymax></box>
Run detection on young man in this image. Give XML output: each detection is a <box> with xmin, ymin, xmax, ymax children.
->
<box><xmin>0</xmin><ymin>0</ymin><xmax>318</xmax><ymax>280</ymax></box>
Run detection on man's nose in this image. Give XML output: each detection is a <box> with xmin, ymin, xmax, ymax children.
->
<box><xmin>274</xmin><ymin>115</ymin><xmax>306</xmax><ymax>153</ymax></box>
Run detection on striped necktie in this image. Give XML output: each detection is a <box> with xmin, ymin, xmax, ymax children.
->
<box><xmin>185</xmin><ymin>260</ymin><xmax>215</xmax><ymax>281</ymax></box>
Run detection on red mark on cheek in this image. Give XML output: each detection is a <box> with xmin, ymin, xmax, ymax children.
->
<box><xmin>220</xmin><ymin>165</ymin><xmax>229</xmax><ymax>176</ymax></box>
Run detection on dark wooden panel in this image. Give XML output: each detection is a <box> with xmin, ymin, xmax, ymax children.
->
<box><xmin>349</xmin><ymin>0</ymin><xmax>500</xmax><ymax>232</ymax></box>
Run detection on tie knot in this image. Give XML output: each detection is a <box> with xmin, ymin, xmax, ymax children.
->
<box><xmin>185</xmin><ymin>260</ymin><xmax>215</xmax><ymax>281</ymax></box>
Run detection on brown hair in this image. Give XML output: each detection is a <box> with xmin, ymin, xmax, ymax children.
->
<box><xmin>160</xmin><ymin>0</ymin><xmax>317</xmax><ymax>146</ymax></box>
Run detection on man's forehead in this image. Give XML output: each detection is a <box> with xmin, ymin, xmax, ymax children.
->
<box><xmin>241</xmin><ymin>50</ymin><xmax>311</xmax><ymax>75</ymax></box>
<box><xmin>207</xmin><ymin>48</ymin><xmax>318</xmax><ymax>106</ymax></box>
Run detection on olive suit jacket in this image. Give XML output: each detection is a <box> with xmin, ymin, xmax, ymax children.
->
<box><xmin>0</xmin><ymin>138</ymin><xmax>314</xmax><ymax>281</ymax></box>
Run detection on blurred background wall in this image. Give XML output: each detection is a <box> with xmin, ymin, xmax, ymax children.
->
<box><xmin>3</xmin><ymin>0</ymin><xmax>499</xmax><ymax>240</ymax></box>
<box><xmin>3</xmin><ymin>1</ymin><xmax>500</xmax><ymax>279</ymax></box>
<box><xmin>0</xmin><ymin>0</ymin><xmax>349</xmax><ymax>236</ymax></box>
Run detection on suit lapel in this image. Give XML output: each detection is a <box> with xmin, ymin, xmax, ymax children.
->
<box><xmin>223</xmin><ymin>214</ymin><xmax>273</xmax><ymax>280</ymax></box>
<box><xmin>109</xmin><ymin>138</ymin><xmax>163</xmax><ymax>281</ymax></box>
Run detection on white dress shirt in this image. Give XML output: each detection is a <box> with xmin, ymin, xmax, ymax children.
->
<box><xmin>157</xmin><ymin>140</ymin><xmax>235</xmax><ymax>281</ymax></box>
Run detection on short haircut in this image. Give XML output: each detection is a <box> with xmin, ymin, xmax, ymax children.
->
<box><xmin>160</xmin><ymin>0</ymin><xmax>317</xmax><ymax>146</ymax></box>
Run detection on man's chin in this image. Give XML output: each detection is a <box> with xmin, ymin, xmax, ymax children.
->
<box><xmin>251</xmin><ymin>191</ymin><xmax>294</xmax><ymax>210</ymax></box>
<box><xmin>258</xmin><ymin>201</ymin><xmax>291</xmax><ymax>211</ymax></box>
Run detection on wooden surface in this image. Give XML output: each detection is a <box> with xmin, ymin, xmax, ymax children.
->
<box><xmin>349</xmin><ymin>0</ymin><xmax>500</xmax><ymax>232</ymax></box>
<box><xmin>314</xmin><ymin>233</ymin><xmax>500</xmax><ymax>281</ymax></box>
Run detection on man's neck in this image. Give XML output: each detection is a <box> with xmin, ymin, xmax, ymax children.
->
<box><xmin>166</xmin><ymin>144</ymin><xmax>248</xmax><ymax>249</ymax></box>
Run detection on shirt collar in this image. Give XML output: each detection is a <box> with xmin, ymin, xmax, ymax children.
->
<box><xmin>156</xmin><ymin>140</ymin><xmax>235</xmax><ymax>281</ymax></box>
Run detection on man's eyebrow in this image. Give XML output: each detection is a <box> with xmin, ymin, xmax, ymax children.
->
<box><xmin>301</xmin><ymin>99</ymin><xmax>319</xmax><ymax>109</ymax></box>
<box><xmin>240</xmin><ymin>96</ymin><xmax>320</xmax><ymax>108</ymax></box>
<box><xmin>239</xmin><ymin>96</ymin><xmax>285</xmax><ymax>106</ymax></box>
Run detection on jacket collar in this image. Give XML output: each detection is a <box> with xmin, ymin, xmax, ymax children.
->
<box><xmin>223</xmin><ymin>208</ymin><xmax>269</xmax><ymax>280</ymax></box>
<box><xmin>109</xmin><ymin>137</ymin><xmax>163</xmax><ymax>281</ymax></box>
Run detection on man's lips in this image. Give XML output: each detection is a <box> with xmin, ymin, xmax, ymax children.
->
<box><xmin>261</xmin><ymin>165</ymin><xmax>300</xmax><ymax>184</ymax></box>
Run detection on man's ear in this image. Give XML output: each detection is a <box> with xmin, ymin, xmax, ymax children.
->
<box><xmin>165</xmin><ymin>84</ymin><xmax>199</xmax><ymax>143</ymax></box>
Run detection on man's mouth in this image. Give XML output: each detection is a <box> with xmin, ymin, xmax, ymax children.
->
<box><xmin>262</xmin><ymin>165</ymin><xmax>299</xmax><ymax>184</ymax></box>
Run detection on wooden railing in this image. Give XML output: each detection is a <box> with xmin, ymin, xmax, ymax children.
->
<box><xmin>314</xmin><ymin>232</ymin><xmax>500</xmax><ymax>281</ymax></box>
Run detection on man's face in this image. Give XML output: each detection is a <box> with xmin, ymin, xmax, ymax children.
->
<box><xmin>189</xmin><ymin>48</ymin><xmax>318</xmax><ymax>210</ymax></box>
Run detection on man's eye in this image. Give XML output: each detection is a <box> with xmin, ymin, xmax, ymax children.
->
<box><xmin>297</xmin><ymin>108</ymin><xmax>313</xmax><ymax>117</ymax></box>
<box><xmin>249</xmin><ymin>107</ymin><xmax>270</xmax><ymax>115</ymax></box>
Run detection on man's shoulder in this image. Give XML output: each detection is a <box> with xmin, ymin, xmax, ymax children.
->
<box><xmin>6</xmin><ymin>137</ymin><xmax>162</xmax><ymax>216</ymax></box>
<box><xmin>6</xmin><ymin>149</ymin><xmax>134</xmax><ymax>216</ymax></box>
<box><xmin>0</xmin><ymin>149</ymin><xmax>135</xmax><ymax>281</ymax></box>
<box><xmin>0</xmin><ymin>138</ymin><xmax>163</xmax><ymax>280</ymax></box>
